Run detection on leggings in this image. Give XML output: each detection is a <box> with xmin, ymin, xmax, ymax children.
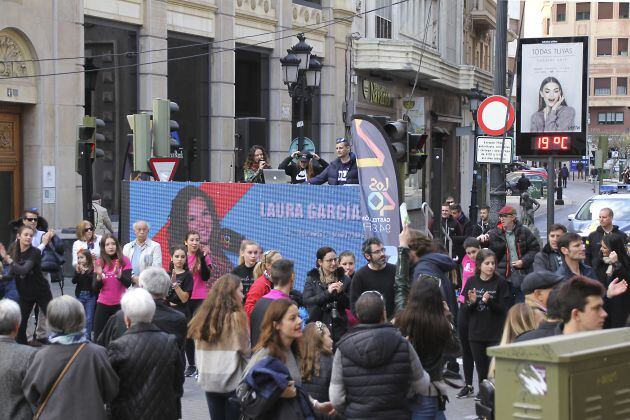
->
<box><xmin>469</xmin><ymin>341</ymin><xmax>497</xmax><ymax>387</ymax></box>
<box><xmin>17</xmin><ymin>289</ymin><xmax>53</xmax><ymax>344</ymax></box>
<box><xmin>186</xmin><ymin>299</ymin><xmax>204</xmax><ymax>367</ymax></box>
<box><xmin>457</xmin><ymin>309</ymin><xmax>474</xmax><ymax>387</ymax></box>
<box><xmin>93</xmin><ymin>303</ymin><xmax>121</xmax><ymax>341</ymax></box>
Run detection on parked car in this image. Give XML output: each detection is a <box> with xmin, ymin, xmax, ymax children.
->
<box><xmin>567</xmin><ymin>194</ymin><xmax>630</xmax><ymax>238</ymax></box>
<box><xmin>505</xmin><ymin>172</ymin><xmax>548</xmax><ymax>196</ymax></box>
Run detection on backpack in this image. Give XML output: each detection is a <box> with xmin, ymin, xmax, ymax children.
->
<box><xmin>234</xmin><ymin>379</ymin><xmax>283</xmax><ymax>420</ymax></box>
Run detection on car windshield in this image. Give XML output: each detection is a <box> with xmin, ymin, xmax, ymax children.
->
<box><xmin>575</xmin><ymin>198</ymin><xmax>630</xmax><ymax>221</ymax></box>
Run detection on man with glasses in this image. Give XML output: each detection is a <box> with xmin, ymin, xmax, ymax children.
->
<box><xmin>308</xmin><ymin>137</ymin><xmax>358</xmax><ymax>185</ymax></box>
<box><xmin>122</xmin><ymin>221</ymin><xmax>162</xmax><ymax>285</ymax></box>
<box><xmin>481</xmin><ymin>205</ymin><xmax>540</xmax><ymax>303</ymax></box>
<box><xmin>350</xmin><ymin>238</ymin><xmax>396</xmax><ymax>319</ymax></box>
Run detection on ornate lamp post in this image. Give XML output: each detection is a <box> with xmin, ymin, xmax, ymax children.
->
<box><xmin>280</xmin><ymin>33</ymin><xmax>322</xmax><ymax>151</ymax></box>
<box><xmin>467</xmin><ymin>85</ymin><xmax>486</xmax><ymax>224</ymax></box>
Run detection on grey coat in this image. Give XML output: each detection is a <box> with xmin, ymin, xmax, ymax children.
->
<box><xmin>22</xmin><ymin>342</ymin><xmax>119</xmax><ymax>420</ymax></box>
<box><xmin>0</xmin><ymin>336</ymin><xmax>38</xmax><ymax>420</ymax></box>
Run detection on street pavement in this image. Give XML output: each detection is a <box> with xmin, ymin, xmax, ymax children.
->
<box><xmin>31</xmin><ymin>177</ymin><xmax>594</xmax><ymax>419</ymax></box>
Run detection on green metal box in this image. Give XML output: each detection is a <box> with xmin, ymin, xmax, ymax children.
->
<box><xmin>488</xmin><ymin>329</ymin><xmax>630</xmax><ymax>419</ymax></box>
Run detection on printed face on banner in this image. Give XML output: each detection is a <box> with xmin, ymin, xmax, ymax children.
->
<box><xmin>519</xmin><ymin>42</ymin><xmax>584</xmax><ymax>133</ymax></box>
<box><xmin>127</xmin><ymin>182</ymin><xmax>365</xmax><ymax>290</ymax></box>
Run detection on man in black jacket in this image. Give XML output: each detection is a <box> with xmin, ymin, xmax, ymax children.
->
<box><xmin>107</xmin><ymin>288</ymin><xmax>183</xmax><ymax>420</ymax></box>
<box><xmin>471</xmin><ymin>206</ymin><xmax>494</xmax><ymax>238</ymax></box>
<box><xmin>433</xmin><ymin>202</ymin><xmax>457</xmax><ymax>251</ymax></box>
<box><xmin>97</xmin><ymin>267</ymin><xmax>187</xmax><ymax>352</ymax></box>
<box><xmin>449</xmin><ymin>203</ymin><xmax>473</xmax><ymax>262</ymax></box>
<box><xmin>480</xmin><ymin>205</ymin><xmax>540</xmax><ymax>302</ymax></box>
<box><xmin>533</xmin><ymin>224</ymin><xmax>567</xmax><ymax>272</ymax></box>
<box><xmin>554</xmin><ymin>233</ymin><xmax>596</xmax><ymax>280</ymax></box>
<box><xmin>515</xmin><ymin>173</ymin><xmax>531</xmax><ymax>194</ymax></box>
<box><xmin>309</xmin><ymin>137</ymin><xmax>358</xmax><ymax>185</ymax></box>
<box><xmin>585</xmin><ymin>207</ymin><xmax>628</xmax><ymax>265</ymax></box>
<box><xmin>329</xmin><ymin>291</ymin><xmax>429</xmax><ymax>419</ymax></box>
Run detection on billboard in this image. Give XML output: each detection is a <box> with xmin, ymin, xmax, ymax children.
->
<box><xmin>126</xmin><ymin>181</ymin><xmax>365</xmax><ymax>290</ymax></box>
<box><xmin>516</xmin><ymin>37</ymin><xmax>588</xmax><ymax>158</ymax></box>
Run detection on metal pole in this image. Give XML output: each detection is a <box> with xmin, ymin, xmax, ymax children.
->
<box><xmin>81</xmin><ymin>142</ymin><xmax>94</xmax><ymax>224</ymax></box>
<box><xmin>298</xmin><ymin>90</ymin><xmax>305</xmax><ymax>152</ymax></box>
<box><xmin>469</xmin><ymin>111</ymin><xmax>479</xmax><ymax>223</ymax></box>
<box><xmin>547</xmin><ymin>156</ymin><xmax>555</xmax><ymax>233</ymax></box>
<box><xmin>489</xmin><ymin>0</ymin><xmax>508</xmax><ymax>219</ymax></box>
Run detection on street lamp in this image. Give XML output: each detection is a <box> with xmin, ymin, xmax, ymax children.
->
<box><xmin>280</xmin><ymin>33</ymin><xmax>322</xmax><ymax>151</ymax></box>
<box><xmin>467</xmin><ymin>85</ymin><xmax>486</xmax><ymax>224</ymax></box>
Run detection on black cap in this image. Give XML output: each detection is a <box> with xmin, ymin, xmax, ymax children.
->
<box><xmin>521</xmin><ymin>271</ymin><xmax>564</xmax><ymax>295</ymax></box>
<box><xmin>546</xmin><ymin>285</ymin><xmax>561</xmax><ymax>319</ymax></box>
<box><xmin>92</xmin><ymin>193</ymin><xmax>101</xmax><ymax>201</ymax></box>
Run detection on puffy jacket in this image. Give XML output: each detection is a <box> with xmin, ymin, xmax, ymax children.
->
<box><xmin>302</xmin><ymin>353</ymin><xmax>333</xmax><ymax>404</ymax></box>
<box><xmin>107</xmin><ymin>322</ymin><xmax>184</xmax><ymax>420</ymax></box>
<box><xmin>336</xmin><ymin>324</ymin><xmax>412</xmax><ymax>419</ymax></box>
<box><xmin>585</xmin><ymin>226</ymin><xmax>628</xmax><ymax>266</ymax></box>
<box><xmin>303</xmin><ymin>268</ymin><xmax>350</xmax><ymax>343</ymax></box>
<box><xmin>533</xmin><ymin>243</ymin><xmax>563</xmax><ymax>273</ymax></box>
<box><xmin>487</xmin><ymin>221</ymin><xmax>540</xmax><ymax>279</ymax></box>
<box><xmin>308</xmin><ymin>153</ymin><xmax>359</xmax><ymax>185</ymax></box>
<box><xmin>244</xmin><ymin>273</ymin><xmax>273</xmax><ymax>318</ymax></box>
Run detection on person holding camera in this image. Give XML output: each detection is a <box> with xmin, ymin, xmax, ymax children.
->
<box><xmin>303</xmin><ymin>247</ymin><xmax>350</xmax><ymax>343</ymax></box>
<box><xmin>278</xmin><ymin>151</ymin><xmax>328</xmax><ymax>184</ymax></box>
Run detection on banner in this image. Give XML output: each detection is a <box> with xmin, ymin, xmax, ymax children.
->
<box><xmin>351</xmin><ymin>115</ymin><xmax>401</xmax><ymax>253</ymax></box>
<box><xmin>126</xmin><ymin>181</ymin><xmax>364</xmax><ymax>290</ymax></box>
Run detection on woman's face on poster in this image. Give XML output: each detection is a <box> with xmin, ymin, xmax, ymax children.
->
<box><xmin>540</xmin><ymin>82</ymin><xmax>562</xmax><ymax>108</ymax></box>
<box><xmin>187</xmin><ymin>197</ymin><xmax>213</xmax><ymax>244</ymax></box>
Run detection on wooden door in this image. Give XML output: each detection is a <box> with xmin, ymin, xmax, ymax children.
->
<box><xmin>0</xmin><ymin>106</ymin><xmax>22</xmax><ymax>245</ymax></box>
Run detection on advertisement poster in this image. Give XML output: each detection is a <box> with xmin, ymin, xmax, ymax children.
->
<box><xmin>519</xmin><ymin>40</ymin><xmax>585</xmax><ymax>134</ymax></box>
<box><xmin>126</xmin><ymin>181</ymin><xmax>364</xmax><ymax>290</ymax></box>
<box><xmin>351</xmin><ymin>115</ymin><xmax>401</xmax><ymax>256</ymax></box>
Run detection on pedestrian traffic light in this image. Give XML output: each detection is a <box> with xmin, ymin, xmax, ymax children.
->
<box><xmin>408</xmin><ymin>133</ymin><xmax>428</xmax><ymax>174</ymax></box>
<box><xmin>383</xmin><ymin>120</ymin><xmax>407</xmax><ymax>162</ymax></box>
<box><xmin>127</xmin><ymin>113</ymin><xmax>151</xmax><ymax>172</ymax></box>
<box><xmin>76</xmin><ymin>116</ymin><xmax>105</xmax><ymax>174</ymax></box>
<box><xmin>153</xmin><ymin>98</ymin><xmax>180</xmax><ymax>157</ymax></box>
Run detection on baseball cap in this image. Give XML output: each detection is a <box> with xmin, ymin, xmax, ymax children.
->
<box><xmin>498</xmin><ymin>205</ymin><xmax>517</xmax><ymax>216</ymax></box>
<box><xmin>335</xmin><ymin>137</ymin><xmax>348</xmax><ymax>144</ymax></box>
<box><xmin>521</xmin><ymin>271</ymin><xmax>564</xmax><ymax>295</ymax></box>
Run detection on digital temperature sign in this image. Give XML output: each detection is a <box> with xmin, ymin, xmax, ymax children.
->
<box><xmin>515</xmin><ymin>37</ymin><xmax>588</xmax><ymax>158</ymax></box>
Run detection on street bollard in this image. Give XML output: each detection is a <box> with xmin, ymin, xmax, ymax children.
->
<box><xmin>555</xmin><ymin>186</ymin><xmax>564</xmax><ymax>205</ymax></box>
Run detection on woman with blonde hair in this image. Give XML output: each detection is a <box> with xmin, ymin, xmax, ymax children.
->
<box><xmin>189</xmin><ymin>274</ymin><xmax>250</xmax><ymax>420</ymax></box>
<box><xmin>71</xmin><ymin>220</ymin><xmax>101</xmax><ymax>267</ymax></box>
<box><xmin>231</xmin><ymin>240</ymin><xmax>260</xmax><ymax>302</ymax></box>
<box><xmin>245</xmin><ymin>250</ymin><xmax>283</xmax><ymax>317</ymax></box>
<box><xmin>300</xmin><ymin>321</ymin><xmax>335</xmax><ymax>419</ymax></box>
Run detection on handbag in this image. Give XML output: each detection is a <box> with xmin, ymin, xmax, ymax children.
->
<box><xmin>33</xmin><ymin>343</ymin><xmax>86</xmax><ymax>420</ymax></box>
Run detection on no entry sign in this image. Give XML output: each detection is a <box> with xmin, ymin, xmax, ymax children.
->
<box><xmin>477</xmin><ymin>96</ymin><xmax>515</xmax><ymax>136</ymax></box>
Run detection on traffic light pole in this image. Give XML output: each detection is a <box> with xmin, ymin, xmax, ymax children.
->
<box><xmin>470</xmin><ymin>112</ymin><xmax>480</xmax><ymax>224</ymax></box>
<box><xmin>80</xmin><ymin>142</ymin><xmax>94</xmax><ymax>224</ymax></box>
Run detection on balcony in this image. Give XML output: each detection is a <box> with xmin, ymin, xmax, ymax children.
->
<box><xmin>470</xmin><ymin>0</ymin><xmax>496</xmax><ymax>33</ymax></box>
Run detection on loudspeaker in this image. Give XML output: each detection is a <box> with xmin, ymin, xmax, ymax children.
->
<box><xmin>235</xmin><ymin>117</ymin><xmax>268</xmax><ymax>182</ymax></box>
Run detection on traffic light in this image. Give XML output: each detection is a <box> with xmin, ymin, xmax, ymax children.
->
<box><xmin>127</xmin><ymin>113</ymin><xmax>151</xmax><ymax>172</ymax></box>
<box><xmin>383</xmin><ymin>120</ymin><xmax>407</xmax><ymax>162</ymax></box>
<box><xmin>153</xmin><ymin>98</ymin><xmax>180</xmax><ymax>157</ymax></box>
<box><xmin>190</xmin><ymin>137</ymin><xmax>199</xmax><ymax>161</ymax></box>
<box><xmin>76</xmin><ymin>116</ymin><xmax>105</xmax><ymax>174</ymax></box>
<box><xmin>408</xmin><ymin>133</ymin><xmax>428</xmax><ymax>174</ymax></box>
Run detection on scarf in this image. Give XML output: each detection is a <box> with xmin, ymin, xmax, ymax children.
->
<box><xmin>603</xmin><ymin>256</ymin><xmax>615</xmax><ymax>277</ymax></box>
<box><xmin>318</xmin><ymin>267</ymin><xmax>337</xmax><ymax>285</ymax></box>
<box><xmin>49</xmin><ymin>331</ymin><xmax>90</xmax><ymax>345</ymax></box>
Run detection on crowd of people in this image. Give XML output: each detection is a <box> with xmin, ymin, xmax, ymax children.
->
<box><xmin>0</xmin><ymin>196</ymin><xmax>629</xmax><ymax>420</ymax></box>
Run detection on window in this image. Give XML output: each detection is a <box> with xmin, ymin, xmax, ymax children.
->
<box><xmin>598</xmin><ymin>112</ymin><xmax>624</xmax><ymax>124</ymax></box>
<box><xmin>619</xmin><ymin>38</ymin><xmax>628</xmax><ymax>56</ymax></box>
<box><xmin>618</xmin><ymin>78</ymin><xmax>628</xmax><ymax>95</ymax></box>
<box><xmin>556</xmin><ymin>3</ymin><xmax>566</xmax><ymax>21</ymax></box>
<box><xmin>576</xmin><ymin>2</ymin><xmax>591</xmax><ymax>20</ymax></box>
<box><xmin>594</xmin><ymin>78</ymin><xmax>611</xmax><ymax>95</ymax></box>
<box><xmin>620</xmin><ymin>2</ymin><xmax>629</xmax><ymax>18</ymax></box>
<box><xmin>597</xmin><ymin>39</ymin><xmax>613</xmax><ymax>56</ymax></box>
<box><xmin>598</xmin><ymin>2</ymin><xmax>613</xmax><ymax>19</ymax></box>
<box><xmin>375</xmin><ymin>0</ymin><xmax>392</xmax><ymax>39</ymax></box>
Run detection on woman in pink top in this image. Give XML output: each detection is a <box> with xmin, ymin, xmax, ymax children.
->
<box><xmin>459</xmin><ymin>238</ymin><xmax>481</xmax><ymax>304</ymax></box>
<box><xmin>92</xmin><ymin>234</ymin><xmax>132</xmax><ymax>340</ymax></box>
<box><xmin>184</xmin><ymin>230</ymin><xmax>212</xmax><ymax>377</ymax></box>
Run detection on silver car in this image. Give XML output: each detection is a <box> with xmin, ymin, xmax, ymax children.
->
<box><xmin>567</xmin><ymin>194</ymin><xmax>630</xmax><ymax>238</ymax></box>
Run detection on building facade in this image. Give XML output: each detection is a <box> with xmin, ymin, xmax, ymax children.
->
<box><xmin>0</xmin><ymin>0</ymin><xmax>354</xmax><ymax>241</ymax></box>
<box><xmin>544</xmin><ymin>1</ymin><xmax>630</xmax><ymax>141</ymax></box>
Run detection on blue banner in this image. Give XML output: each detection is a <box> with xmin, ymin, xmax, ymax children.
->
<box><xmin>127</xmin><ymin>181</ymin><xmax>365</xmax><ymax>290</ymax></box>
<box><xmin>351</xmin><ymin>115</ymin><xmax>401</xmax><ymax>253</ymax></box>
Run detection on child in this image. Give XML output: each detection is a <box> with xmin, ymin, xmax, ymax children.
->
<box><xmin>460</xmin><ymin>238</ymin><xmax>481</xmax><ymax>304</ymax></box>
<box><xmin>167</xmin><ymin>245</ymin><xmax>194</xmax><ymax>318</ymax></box>
<box><xmin>72</xmin><ymin>249</ymin><xmax>97</xmax><ymax>340</ymax></box>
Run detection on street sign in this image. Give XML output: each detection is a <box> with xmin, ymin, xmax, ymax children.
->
<box><xmin>149</xmin><ymin>157</ymin><xmax>180</xmax><ymax>181</ymax></box>
<box><xmin>477</xmin><ymin>95</ymin><xmax>515</xmax><ymax>136</ymax></box>
<box><xmin>475</xmin><ymin>136</ymin><xmax>513</xmax><ymax>164</ymax></box>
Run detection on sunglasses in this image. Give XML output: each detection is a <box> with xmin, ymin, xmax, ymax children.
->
<box><xmin>85</xmin><ymin>227</ymin><xmax>94</xmax><ymax>232</ymax></box>
<box><xmin>23</xmin><ymin>217</ymin><xmax>37</xmax><ymax>222</ymax></box>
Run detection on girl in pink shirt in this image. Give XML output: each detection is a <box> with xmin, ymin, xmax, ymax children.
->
<box><xmin>459</xmin><ymin>238</ymin><xmax>481</xmax><ymax>304</ymax></box>
<box><xmin>93</xmin><ymin>234</ymin><xmax>132</xmax><ymax>340</ymax></box>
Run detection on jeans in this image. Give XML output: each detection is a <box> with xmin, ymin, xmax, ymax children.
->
<box><xmin>205</xmin><ymin>391</ymin><xmax>239</xmax><ymax>420</ymax></box>
<box><xmin>410</xmin><ymin>395</ymin><xmax>447</xmax><ymax>420</ymax></box>
<box><xmin>77</xmin><ymin>291</ymin><xmax>97</xmax><ymax>340</ymax></box>
<box><xmin>0</xmin><ymin>278</ymin><xmax>19</xmax><ymax>302</ymax></box>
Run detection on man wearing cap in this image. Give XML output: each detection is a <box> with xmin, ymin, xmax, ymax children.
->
<box><xmin>521</xmin><ymin>271</ymin><xmax>563</xmax><ymax>316</ymax></box>
<box><xmin>514</xmin><ymin>284</ymin><xmax>563</xmax><ymax>342</ymax></box>
<box><xmin>480</xmin><ymin>205</ymin><xmax>540</xmax><ymax>303</ymax></box>
<box><xmin>309</xmin><ymin>137</ymin><xmax>358</xmax><ymax>185</ymax></box>
<box><xmin>278</xmin><ymin>150</ymin><xmax>328</xmax><ymax>184</ymax></box>
<box><xmin>554</xmin><ymin>232</ymin><xmax>596</xmax><ymax>280</ymax></box>
<box><xmin>92</xmin><ymin>193</ymin><xmax>114</xmax><ymax>236</ymax></box>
